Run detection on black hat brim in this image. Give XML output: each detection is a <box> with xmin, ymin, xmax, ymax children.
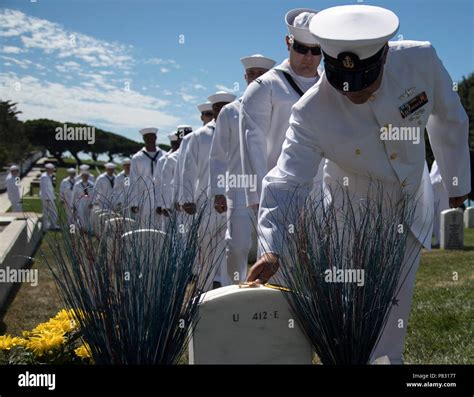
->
<box><xmin>324</xmin><ymin>60</ymin><xmax>383</xmax><ymax>92</ymax></box>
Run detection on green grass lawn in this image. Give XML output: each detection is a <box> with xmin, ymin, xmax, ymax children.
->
<box><xmin>404</xmin><ymin>229</ymin><xmax>474</xmax><ymax>364</ymax></box>
<box><xmin>2</xmin><ymin>228</ymin><xmax>473</xmax><ymax>364</ymax></box>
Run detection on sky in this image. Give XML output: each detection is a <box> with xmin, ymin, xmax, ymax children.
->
<box><xmin>1</xmin><ymin>0</ymin><xmax>473</xmax><ymax>145</ymax></box>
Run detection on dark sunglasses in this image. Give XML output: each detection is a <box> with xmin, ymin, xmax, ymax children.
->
<box><xmin>202</xmin><ymin>111</ymin><xmax>213</xmax><ymax>116</ymax></box>
<box><xmin>292</xmin><ymin>40</ymin><xmax>321</xmax><ymax>56</ymax></box>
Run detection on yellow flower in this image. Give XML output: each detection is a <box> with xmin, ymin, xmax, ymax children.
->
<box><xmin>75</xmin><ymin>343</ymin><xmax>92</xmax><ymax>359</ymax></box>
<box><xmin>26</xmin><ymin>331</ymin><xmax>64</xmax><ymax>356</ymax></box>
<box><xmin>50</xmin><ymin>318</ymin><xmax>76</xmax><ymax>334</ymax></box>
<box><xmin>54</xmin><ymin>309</ymin><xmax>72</xmax><ymax>322</ymax></box>
<box><xmin>31</xmin><ymin>316</ymin><xmax>76</xmax><ymax>336</ymax></box>
<box><xmin>0</xmin><ymin>335</ymin><xmax>27</xmax><ymax>350</ymax></box>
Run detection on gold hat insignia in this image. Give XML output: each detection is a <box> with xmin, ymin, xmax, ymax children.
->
<box><xmin>342</xmin><ymin>55</ymin><xmax>355</xmax><ymax>69</ymax></box>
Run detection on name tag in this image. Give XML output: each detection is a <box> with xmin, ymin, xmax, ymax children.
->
<box><xmin>399</xmin><ymin>91</ymin><xmax>428</xmax><ymax>119</ymax></box>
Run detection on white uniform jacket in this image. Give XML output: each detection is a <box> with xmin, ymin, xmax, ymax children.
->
<box><xmin>160</xmin><ymin>150</ymin><xmax>179</xmax><ymax>209</ymax></box>
<box><xmin>112</xmin><ymin>170</ymin><xmax>130</xmax><ymax>209</ymax></box>
<box><xmin>129</xmin><ymin>147</ymin><xmax>163</xmax><ymax>212</ymax></box>
<box><xmin>59</xmin><ymin>177</ymin><xmax>75</xmax><ymax>205</ymax></box>
<box><xmin>259</xmin><ymin>41</ymin><xmax>470</xmax><ymax>253</ymax></box>
<box><xmin>93</xmin><ymin>172</ymin><xmax>116</xmax><ymax>209</ymax></box>
<box><xmin>239</xmin><ymin>59</ymin><xmax>320</xmax><ymax>207</ymax></box>
<box><xmin>6</xmin><ymin>173</ymin><xmax>22</xmax><ymax>208</ymax></box>
<box><xmin>40</xmin><ymin>172</ymin><xmax>55</xmax><ymax>202</ymax></box>
<box><xmin>180</xmin><ymin>120</ymin><xmax>217</xmax><ymax>204</ymax></box>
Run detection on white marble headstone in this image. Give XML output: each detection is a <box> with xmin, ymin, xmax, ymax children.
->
<box><xmin>440</xmin><ymin>208</ymin><xmax>464</xmax><ymax>249</ymax></box>
<box><xmin>96</xmin><ymin>211</ymin><xmax>115</xmax><ymax>235</ymax></box>
<box><xmin>104</xmin><ymin>217</ymin><xmax>136</xmax><ymax>235</ymax></box>
<box><xmin>102</xmin><ymin>217</ymin><xmax>136</xmax><ymax>258</ymax></box>
<box><xmin>464</xmin><ymin>207</ymin><xmax>474</xmax><ymax>228</ymax></box>
<box><xmin>90</xmin><ymin>208</ymin><xmax>106</xmax><ymax>235</ymax></box>
<box><xmin>121</xmin><ymin>229</ymin><xmax>166</xmax><ymax>259</ymax></box>
<box><xmin>189</xmin><ymin>285</ymin><xmax>312</xmax><ymax>364</ymax></box>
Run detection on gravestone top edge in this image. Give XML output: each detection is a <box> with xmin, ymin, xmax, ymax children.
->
<box><xmin>440</xmin><ymin>208</ymin><xmax>463</xmax><ymax>215</ymax></box>
<box><xmin>121</xmin><ymin>228</ymin><xmax>166</xmax><ymax>238</ymax></box>
<box><xmin>200</xmin><ymin>285</ymin><xmax>286</xmax><ymax>303</ymax></box>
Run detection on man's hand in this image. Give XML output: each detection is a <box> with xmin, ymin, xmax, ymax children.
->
<box><xmin>156</xmin><ymin>206</ymin><xmax>163</xmax><ymax>215</ymax></box>
<box><xmin>246</xmin><ymin>253</ymin><xmax>280</xmax><ymax>284</ymax></box>
<box><xmin>182</xmin><ymin>202</ymin><xmax>196</xmax><ymax>215</ymax></box>
<box><xmin>449</xmin><ymin>195</ymin><xmax>468</xmax><ymax>209</ymax></box>
<box><xmin>162</xmin><ymin>208</ymin><xmax>171</xmax><ymax>217</ymax></box>
<box><xmin>214</xmin><ymin>195</ymin><xmax>227</xmax><ymax>214</ymax></box>
<box><xmin>131</xmin><ymin>206</ymin><xmax>139</xmax><ymax>214</ymax></box>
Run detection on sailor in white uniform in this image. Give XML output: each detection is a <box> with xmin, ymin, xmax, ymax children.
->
<box><xmin>40</xmin><ymin>163</ymin><xmax>59</xmax><ymax>230</ymax></box>
<box><xmin>429</xmin><ymin>160</ymin><xmax>450</xmax><ymax>247</ymax></box>
<box><xmin>209</xmin><ymin>54</ymin><xmax>276</xmax><ymax>284</ymax></box>
<box><xmin>112</xmin><ymin>158</ymin><xmax>131</xmax><ymax>213</ymax></box>
<box><xmin>59</xmin><ymin>168</ymin><xmax>76</xmax><ymax>225</ymax></box>
<box><xmin>240</xmin><ymin>8</ymin><xmax>324</xmax><ymax>212</ymax></box>
<box><xmin>129</xmin><ymin>127</ymin><xmax>163</xmax><ymax>228</ymax></box>
<box><xmin>173</xmin><ymin>105</ymin><xmax>212</xmax><ymax>211</ymax></box>
<box><xmin>169</xmin><ymin>125</ymin><xmax>194</xmax><ymax>237</ymax></box>
<box><xmin>181</xmin><ymin>92</ymin><xmax>236</xmax><ymax>289</ymax></box>
<box><xmin>75</xmin><ymin>164</ymin><xmax>95</xmax><ymax>183</ymax></box>
<box><xmin>157</xmin><ymin>132</ymin><xmax>181</xmax><ymax>225</ymax></box>
<box><xmin>6</xmin><ymin>165</ymin><xmax>22</xmax><ymax>212</ymax></box>
<box><xmin>155</xmin><ymin>132</ymin><xmax>179</xmax><ymax>218</ymax></box>
<box><xmin>93</xmin><ymin>162</ymin><xmax>117</xmax><ymax>210</ymax></box>
<box><xmin>246</xmin><ymin>5</ymin><xmax>470</xmax><ymax>364</ymax></box>
<box><xmin>72</xmin><ymin>171</ymin><xmax>95</xmax><ymax>233</ymax></box>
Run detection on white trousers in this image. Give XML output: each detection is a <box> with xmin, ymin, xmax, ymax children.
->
<box><xmin>75</xmin><ymin>198</ymin><xmax>93</xmax><ymax>233</ymax></box>
<box><xmin>198</xmin><ymin>207</ymin><xmax>227</xmax><ymax>291</ymax></box>
<box><xmin>370</xmin><ymin>232</ymin><xmax>422</xmax><ymax>364</ymax></box>
<box><xmin>41</xmin><ymin>199</ymin><xmax>58</xmax><ymax>230</ymax></box>
<box><xmin>224</xmin><ymin>206</ymin><xmax>255</xmax><ymax>284</ymax></box>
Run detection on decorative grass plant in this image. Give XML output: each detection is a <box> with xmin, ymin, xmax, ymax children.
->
<box><xmin>266</xmin><ymin>182</ymin><xmax>421</xmax><ymax>364</ymax></box>
<box><xmin>44</xmin><ymin>190</ymin><xmax>221</xmax><ymax>364</ymax></box>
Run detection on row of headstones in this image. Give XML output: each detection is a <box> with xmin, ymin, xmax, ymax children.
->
<box><xmin>87</xmin><ymin>209</ymin><xmax>312</xmax><ymax>364</ymax></box>
<box><xmin>89</xmin><ymin>208</ymin><xmax>166</xmax><ymax>254</ymax></box>
<box><xmin>440</xmin><ymin>207</ymin><xmax>474</xmax><ymax>249</ymax></box>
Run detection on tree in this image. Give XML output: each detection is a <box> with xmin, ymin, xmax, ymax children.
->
<box><xmin>24</xmin><ymin>120</ymin><xmax>143</xmax><ymax>165</ymax></box>
<box><xmin>24</xmin><ymin>119</ymin><xmax>67</xmax><ymax>164</ymax></box>
<box><xmin>0</xmin><ymin>100</ymin><xmax>31</xmax><ymax>167</ymax></box>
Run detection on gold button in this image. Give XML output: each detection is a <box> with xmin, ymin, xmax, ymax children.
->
<box><xmin>390</xmin><ymin>153</ymin><xmax>397</xmax><ymax>160</ymax></box>
<box><xmin>369</xmin><ymin>95</ymin><xmax>376</xmax><ymax>102</ymax></box>
<box><xmin>355</xmin><ymin>149</ymin><xmax>361</xmax><ymax>155</ymax></box>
